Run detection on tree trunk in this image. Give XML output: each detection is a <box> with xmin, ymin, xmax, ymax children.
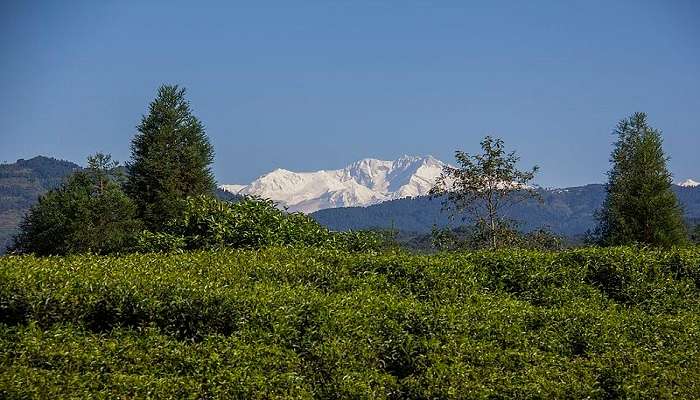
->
<box><xmin>487</xmin><ymin>192</ymin><xmax>497</xmax><ymax>249</ymax></box>
<box><xmin>490</xmin><ymin>215</ymin><xmax>496</xmax><ymax>249</ymax></box>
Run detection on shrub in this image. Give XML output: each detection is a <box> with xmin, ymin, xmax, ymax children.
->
<box><xmin>691</xmin><ymin>224</ymin><xmax>700</xmax><ymax>244</ymax></box>
<box><xmin>1</xmin><ymin>247</ymin><xmax>699</xmax><ymax>398</ymax></box>
<box><xmin>326</xmin><ymin>230</ymin><xmax>394</xmax><ymax>253</ymax></box>
<box><xmin>10</xmin><ymin>163</ymin><xmax>142</xmax><ymax>256</ymax></box>
<box><xmin>145</xmin><ymin>195</ymin><xmax>390</xmax><ymax>252</ymax></box>
<box><xmin>429</xmin><ymin>222</ymin><xmax>564</xmax><ymax>252</ymax></box>
<box><xmin>133</xmin><ymin>231</ymin><xmax>186</xmax><ymax>253</ymax></box>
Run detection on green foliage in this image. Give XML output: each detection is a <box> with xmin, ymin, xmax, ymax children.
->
<box><xmin>523</xmin><ymin>226</ymin><xmax>565</xmax><ymax>250</ymax></box>
<box><xmin>133</xmin><ymin>231</ymin><xmax>186</xmax><ymax>253</ymax></box>
<box><xmin>596</xmin><ymin>112</ymin><xmax>687</xmax><ymax>247</ymax></box>
<box><xmin>138</xmin><ymin>194</ymin><xmax>390</xmax><ymax>252</ymax></box>
<box><xmin>430</xmin><ymin>224</ymin><xmax>460</xmax><ymax>251</ymax></box>
<box><xmin>125</xmin><ymin>85</ymin><xmax>216</xmax><ymax>230</ymax></box>
<box><xmin>1</xmin><ymin>247</ymin><xmax>699</xmax><ymax>398</ymax></box>
<box><xmin>167</xmin><ymin>195</ymin><xmax>330</xmax><ymax>249</ymax></box>
<box><xmin>430</xmin><ymin>136</ymin><xmax>540</xmax><ymax>248</ymax></box>
<box><xmin>430</xmin><ymin>222</ymin><xmax>564</xmax><ymax>252</ymax></box>
<box><xmin>327</xmin><ymin>230</ymin><xmax>394</xmax><ymax>253</ymax></box>
<box><xmin>10</xmin><ymin>154</ymin><xmax>142</xmax><ymax>255</ymax></box>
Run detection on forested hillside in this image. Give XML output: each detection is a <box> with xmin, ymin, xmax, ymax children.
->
<box><xmin>0</xmin><ymin>157</ymin><xmax>81</xmax><ymax>251</ymax></box>
<box><xmin>312</xmin><ymin>185</ymin><xmax>700</xmax><ymax>237</ymax></box>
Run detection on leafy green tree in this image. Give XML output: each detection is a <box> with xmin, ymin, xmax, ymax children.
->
<box><xmin>126</xmin><ymin>85</ymin><xmax>215</xmax><ymax>230</ymax></box>
<box><xmin>11</xmin><ymin>154</ymin><xmax>142</xmax><ymax>255</ymax></box>
<box><xmin>429</xmin><ymin>136</ymin><xmax>540</xmax><ymax>249</ymax></box>
<box><xmin>595</xmin><ymin>112</ymin><xmax>687</xmax><ymax>247</ymax></box>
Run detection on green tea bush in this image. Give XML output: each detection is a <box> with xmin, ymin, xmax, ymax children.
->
<box><xmin>133</xmin><ymin>230</ymin><xmax>187</xmax><ymax>253</ymax></box>
<box><xmin>429</xmin><ymin>223</ymin><xmax>565</xmax><ymax>252</ymax></box>
<box><xmin>163</xmin><ymin>195</ymin><xmax>327</xmax><ymax>249</ymax></box>
<box><xmin>325</xmin><ymin>230</ymin><xmax>394</xmax><ymax>253</ymax></box>
<box><xmin>139</xmin><ymin>195</ymin><xmax>389</xmax><ymax>253</ymax></box>
<box><xmin>1</xmin><ymin>247</ymin><xmax>700</xmax><ymax>398</ymax></box>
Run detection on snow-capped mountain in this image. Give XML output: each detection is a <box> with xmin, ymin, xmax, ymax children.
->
<box><xmin>220</xmin><ymin>155</ymin><xmax>445</xmax><ymax>213</ymax></box>
<box><xmin>678</xmin><ymin>179</ymin><xmax>699</xmax><ymax>188</ymax></box>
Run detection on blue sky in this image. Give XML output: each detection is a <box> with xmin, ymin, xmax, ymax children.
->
<box><xmin>1</xmin><ymin>1</ymin><xmax>698</xmax><ymax>188</ymax></box>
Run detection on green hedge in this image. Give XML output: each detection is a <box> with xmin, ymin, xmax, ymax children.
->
<box><xmin>1</xmin><ymin>247</ymin><xmax>700</xmax><ymax>398</ymax></box>
<box><xmin>133</xmin><ymin>195</ymin><xmax>392</xmax><ymax>254</ymax></box>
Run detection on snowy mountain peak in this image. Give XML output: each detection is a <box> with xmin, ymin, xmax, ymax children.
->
<box><xmin>679</xmin><ymin>179</ymin><xmax>699</xmax><ymax>188</ymax></box>
<box><xmin>221</xmin><ymin>155</ymin><xmax>446</xmax><ymax>213</ymax></box>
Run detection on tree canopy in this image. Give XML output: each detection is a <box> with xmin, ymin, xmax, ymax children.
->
<box><xmin>430</xmin><ymin>136</ymin><xmax>540</xmax><ymax>248</ymax></box>
<box><xmin>11</xmin><ymin>154</ymin><xmax>142</xmax><ymax>255</ymax></box>
<box><xmin>595</xmin><ymin>112</ymin><xmax>687</xmax><ymax>247</ymax></box>
<box><xmin>125</xmin><ymin>85</ymin><xmax>215</xmax><ymax>230</ymax></box>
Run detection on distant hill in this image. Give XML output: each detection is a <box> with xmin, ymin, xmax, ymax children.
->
<box><xmin>311</xmin><ymin>184</ymin><xmax>700</xmax><ymax>238</ymax></box>
<box><xmin>0</xmin><ymin>156</ymin><xmax>81</xmax><ymax>251</ymax></box>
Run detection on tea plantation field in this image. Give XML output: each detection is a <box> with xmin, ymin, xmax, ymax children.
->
<box><xmin>1</xmin><ymin>247</ymin><xmax>699</xmax><ymax>398</ymax></box>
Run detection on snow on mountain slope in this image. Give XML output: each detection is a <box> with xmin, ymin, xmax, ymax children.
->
<box><xmin>220</xmin><ymin>155</ymin><xmax>445</xmax><ymax>213</ymax></box>
<box><xmin>678</xmin><ymin>179</ymin><xmax>700</xmax><ymax>188</ymax></box>
<box><xmin>219</xmin><ymin>184</ymin><xmax>246</xmax><ymax>194</ymax></box>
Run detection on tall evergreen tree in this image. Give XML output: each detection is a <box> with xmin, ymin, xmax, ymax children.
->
<box><xmin>595</xmin><ymin>112</ymin><xmax>687</xmax><ymax>247</ymax></box>
<box><xmin>126</xmin><ymin>85</ymin><xmax>215</xmax><ymax>229</ymax></box>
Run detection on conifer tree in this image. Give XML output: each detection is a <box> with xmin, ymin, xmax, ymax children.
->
<box><xmin>595</xmin><ymin>112</ymin><xmax>687</xmax><ymax>247</ymax></box>
<box><xmin>126</xmin><ymin>85</ymin><xmax>215</xmax><ymax>229</ymax></box>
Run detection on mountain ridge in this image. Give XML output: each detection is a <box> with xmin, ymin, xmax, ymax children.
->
<box><xmin>310</xmin><ymin>184</ymin><xmax>700</xmax><ymax>238</ymax></box>
<box><xmin>220</xmin><ymin>155</ymin><xmax>444</xmax><ymax>213</ymax></box>
<box><xmin>679</xmin><ymin>179</ymin><xmax>700</xmax><ymax>188</ymax></box>
<box><xmin>221</xmin><ymin>156</ymin><xmax>698</xmax><ymax>218</ymax></box>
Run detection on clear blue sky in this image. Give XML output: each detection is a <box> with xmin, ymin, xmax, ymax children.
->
<box><xmin>1</xmin><ymin>1</ymin><xmax>698</xmax><ymax>188</ymax></box>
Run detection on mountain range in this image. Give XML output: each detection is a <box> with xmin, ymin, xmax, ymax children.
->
<box><xmin>221</xmin><ymin>155</ymin><xmax>444</xmax><ymax>213</ymax></box>
<box><xmin>221</xmin><ymin>155</ymin><xmax>700</xmax><ymax>237</ymax></box>
<box><xmin>221</xmin><ymin>154</ymin><xmax>698</xmax><ymax>211</ymax></box>
<box><xmin>311</xmin><ymin>184</ymin><xmax>700</xmax><ymax>238</ymax></box>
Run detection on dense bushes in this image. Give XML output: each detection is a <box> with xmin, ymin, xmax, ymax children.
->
<box><xmin>135</xmin><ymin>195</ymin><xmax>391</xmax><ymax>253</ymax></box>
<box><xmin>1</xmin><ymin>247</ymin><xmax>700</xmax><ymax>398</ymax></box>
<box><xmin>427</xmin><ymin>222</ymin><xmax>565</xmax><ymax>252</ymax></box>
<box><xmin>10</xmin><ymin>167</ymin><xmax>142</xmax><ymax>256</ymax></box>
